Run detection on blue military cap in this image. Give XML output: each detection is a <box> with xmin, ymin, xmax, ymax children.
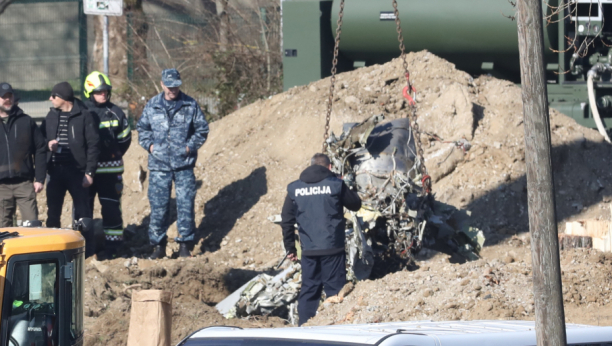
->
<box><xmin>161</xmin><ymin>68</ymin><xmax>182</xmax><ymax>87</ymax></box>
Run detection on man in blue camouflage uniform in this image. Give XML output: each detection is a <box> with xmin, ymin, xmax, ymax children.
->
<box><xmin>137</xmin><ymin>68</ymin><xmax>209</xmax><ymax>259</ymax></box>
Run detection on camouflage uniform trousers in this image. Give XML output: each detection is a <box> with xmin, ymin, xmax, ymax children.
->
<box><xmin>147</xmin><ymin>168</ymin><xmax>196</xmax><ymax>245</ymax></box>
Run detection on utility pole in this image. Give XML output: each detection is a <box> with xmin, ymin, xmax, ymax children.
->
<box><xmin>103</xmin><ymin>15</ymin><xmax>109</xmax><ymax>75</ymax></box>
<box><xmin>516</xmin><ymin>1</ymin><xmax>567</xmax><ymax>346</ymax></box>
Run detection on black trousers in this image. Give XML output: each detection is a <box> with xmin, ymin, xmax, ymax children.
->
<box><xmin>298</xmin><ymin>252</ymin><xmax>346</xmax><ymax>326</ymax></box>
<box><xmin>46</xmin><ymin>164</ymin><xmax>92</xmax><ymax>228</ymax></box>
<box><xmin>88</xmin><ymin>173</ymin><xmax>124</xmax><ymax>242</ymax></box>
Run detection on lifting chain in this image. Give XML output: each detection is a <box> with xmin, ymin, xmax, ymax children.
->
<box><xmin>392</xmin><ymin>0</ymin><xmax>431</xmax><ymax>194</ymax></box>
<box><xmin>323</xmin><ymin>0</ymin><xmax>345</xmax><ymax>152</ymax></box>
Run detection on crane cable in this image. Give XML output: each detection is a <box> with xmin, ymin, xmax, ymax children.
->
<box><xmin>322</xmin><ymin>0</ymin><xmax>345</xmax><ymax>152</ymax></box>
<box><xmin>391</xmin><ymin>0</ymin><xmax>431</xmax><ymax>194</ymax></box>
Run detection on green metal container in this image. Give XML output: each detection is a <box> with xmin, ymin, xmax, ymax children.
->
<box><xmin>330</xmin><ymin>0</ymin><xmax>558</xmax><ymax>79</ymax></box>
<box><xmin>282</xmin><ymin>0</ymin><xmax>612</xmax><ymax>130</ymax></box>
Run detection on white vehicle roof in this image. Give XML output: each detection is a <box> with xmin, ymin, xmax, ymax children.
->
<box><xmin>183</xmin><ymin>320</ymin><xmax>612</xmax><ymax>346</ymax></box>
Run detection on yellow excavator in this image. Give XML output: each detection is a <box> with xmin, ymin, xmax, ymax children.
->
<box><xmin>0</xmin><ymin>219</ymin><xmax>89</xmax><ymax>346</ymax></box>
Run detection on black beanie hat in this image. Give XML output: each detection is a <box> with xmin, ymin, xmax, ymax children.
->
<box><xmin>51</xmin><ymin>82</ymin><xmax>74</xmax><ymax>102</ymax></box>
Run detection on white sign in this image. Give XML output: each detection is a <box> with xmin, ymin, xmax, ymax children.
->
<box><xmin>83</xmin><ymin>0</ymin><xmax>123</xmax><ymax>16</ymax></box>
<box><xmin>29</xmin><ymin>264</ymin><xmax>42</xmax><ymax>301</ymax></box>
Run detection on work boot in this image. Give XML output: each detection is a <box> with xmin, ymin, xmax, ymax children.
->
<box><xmin>74</xmin><ymin>218</ymin><xmax>96</xmax><ymax>258</ymax></box>
<box><xmin>149</xmin><ymin>244</ymin><xmax>167</xmax><ymax>260</ymax></box>
<box><xmin>97</xmin><ymin>241</ymin><xmax>124</xmax><ymax>261</ymax></box>
<box><xmin>179</xmin><ymin>242</ymin><xmax>191</xmax><ymax>258</ymax></box>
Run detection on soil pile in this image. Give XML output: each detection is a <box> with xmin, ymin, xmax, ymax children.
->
<box><xmin>27</xmin><ymin>50</ymin><xmax>612</xmax><ymax>344</ymax></box>
<box><xmin>82</xmin><ymin>255</ymin><xmax>287</xmax><ymax>345</ymax></box>
<box><xmin>308</xmin><ymin>238</ymin><xmax>612</xmax><ymax>326</ymax></box>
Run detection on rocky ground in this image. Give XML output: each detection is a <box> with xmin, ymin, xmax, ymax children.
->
<box><xmin>309</xmin><ymin>238</ymin><xmax>612</xmax><ymax>327</ymax></box>
<box><xmin>25</xmin><ymin>50</ymin><xmax>612</xmax><ymax>345</ymax></box>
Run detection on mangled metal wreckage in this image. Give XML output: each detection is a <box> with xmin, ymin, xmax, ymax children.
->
<box><xmin>216</xmin><ymin>115</ymin><xmax>484</xmax><ymax>323</ymax></box>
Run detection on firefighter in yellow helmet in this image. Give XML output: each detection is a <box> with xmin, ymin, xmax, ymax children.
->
<box><xmin>84</xmin><ymin>71</ymin><xmax>131</xmax><ymax>260</ymax></box>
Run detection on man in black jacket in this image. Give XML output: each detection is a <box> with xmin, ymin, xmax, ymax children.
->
<box><xmin>41</xmin><ymin>82</ymin><xmax>100</xmax><ymax>235</ymax></box>
<box><xmin>281</xmin><ymin>153</ymin><xmax>361</xmax><ymax>326</ymax></box>
<box><xmin>0</xmin><ymin>83</ymin><xmax>47</xmax><ymax>226</ymax></box>
<box><xmin>84</xmin><ymin>71</ymin><xmax>131</xmax><ymax>259</ymax></box>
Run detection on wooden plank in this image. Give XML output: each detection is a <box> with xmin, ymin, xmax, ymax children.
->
<box><xmin>565</xmin><ymin>220</ymin><xmax>610</xmax><ymax>237</ymax></box>
<box><xmin>564</xmin><ymin>220</ymin><xmax>612</xmax><ymax>252</ymax></box>
<box><xmin>558</xmin><ymin>234</ymin><xmax>592</xmax><ymax>250</ymax></box>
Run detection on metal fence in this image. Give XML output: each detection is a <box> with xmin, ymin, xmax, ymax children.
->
<box><xmin>0</xmin><ymin>0</ymin><xmax>87</xmax><ymax>102</ymax></box>
<box><xmin>0</xmin><ymin>0</ymin><xmax>87</xmax><ymax>120</ymax></box>
<box><xmin>0</xmin><ymin>0</ymin><xmax>281</xmax><ymax>120</ymax></box>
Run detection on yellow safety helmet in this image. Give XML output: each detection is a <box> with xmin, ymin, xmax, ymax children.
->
<box><xmin>84</xmin><ymin>71</ymin><xmax>112</xmax><ymax>99</ymax></box>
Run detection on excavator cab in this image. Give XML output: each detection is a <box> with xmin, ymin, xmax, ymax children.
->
<box><xmin>0</xmin><ymin>227</ymin><xmax>85</xmax><ymax>346</ymax></box>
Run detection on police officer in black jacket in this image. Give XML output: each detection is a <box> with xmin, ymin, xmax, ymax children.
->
<box><xmin>41</xmin><ymin>82</ymin><xmax>100</xmax><ymax>236</ymax></box>
<box><xmin>281</xmin><ymin>153</ymin><xmax>361</xmax><ymax>326</ymax></box>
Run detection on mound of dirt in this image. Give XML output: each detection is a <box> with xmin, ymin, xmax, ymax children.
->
<box><xmin>82</xmin><ymin>254</ymin><xmax>287</xmax><ymax>345</ymax></box>
<box><xmin>28</xmin><ymin>50</ymin><xmax>612</xmax><ymax>344</ymax></box>
<box><xmin>308</xmin><ymin>239</ymin><xmax>612</xmax><ymax>326</ymax></box>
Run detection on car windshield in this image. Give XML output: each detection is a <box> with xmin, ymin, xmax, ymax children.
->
<box><xmin>182</xmin><ymin>338</ymin><xmax>369</xmax><ymax>346</ymax></box>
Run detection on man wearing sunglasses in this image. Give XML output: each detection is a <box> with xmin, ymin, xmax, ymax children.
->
<box><xmin>41</xmin><ymin>82</ymin><xmax>99</xmax><ymax>249</ymax></box>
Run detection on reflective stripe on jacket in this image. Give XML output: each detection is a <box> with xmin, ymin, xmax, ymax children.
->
<box><xmin>85</xmin><ymin>101</ymin><xmax>132</xmax><ymax>174</ymax></box>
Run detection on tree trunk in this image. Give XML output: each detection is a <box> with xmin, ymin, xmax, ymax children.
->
<box><xmin>216</xmin><ymin>0</ymin><xmax>229</xmax><ymax>52</ymax></box>
<box><xmin>122</xmin><ymin>0</ymin><xmax>148</xmax><ymax>87</ymax></box>
<box><xmin>516</xmin><ymin>1</ymin><xmax>567</xmax><ymax>346</ymax></box>
<box><xmin>91</xmin><ymin>0</ymin><xmax>146</xmax><ymax>93</ymax></box>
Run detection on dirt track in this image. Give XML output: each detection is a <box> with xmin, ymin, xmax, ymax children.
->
<box><xmin>28</xmin><ymin>51</ymin><xmax>612</xmax><ymax>345</ymax></box>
